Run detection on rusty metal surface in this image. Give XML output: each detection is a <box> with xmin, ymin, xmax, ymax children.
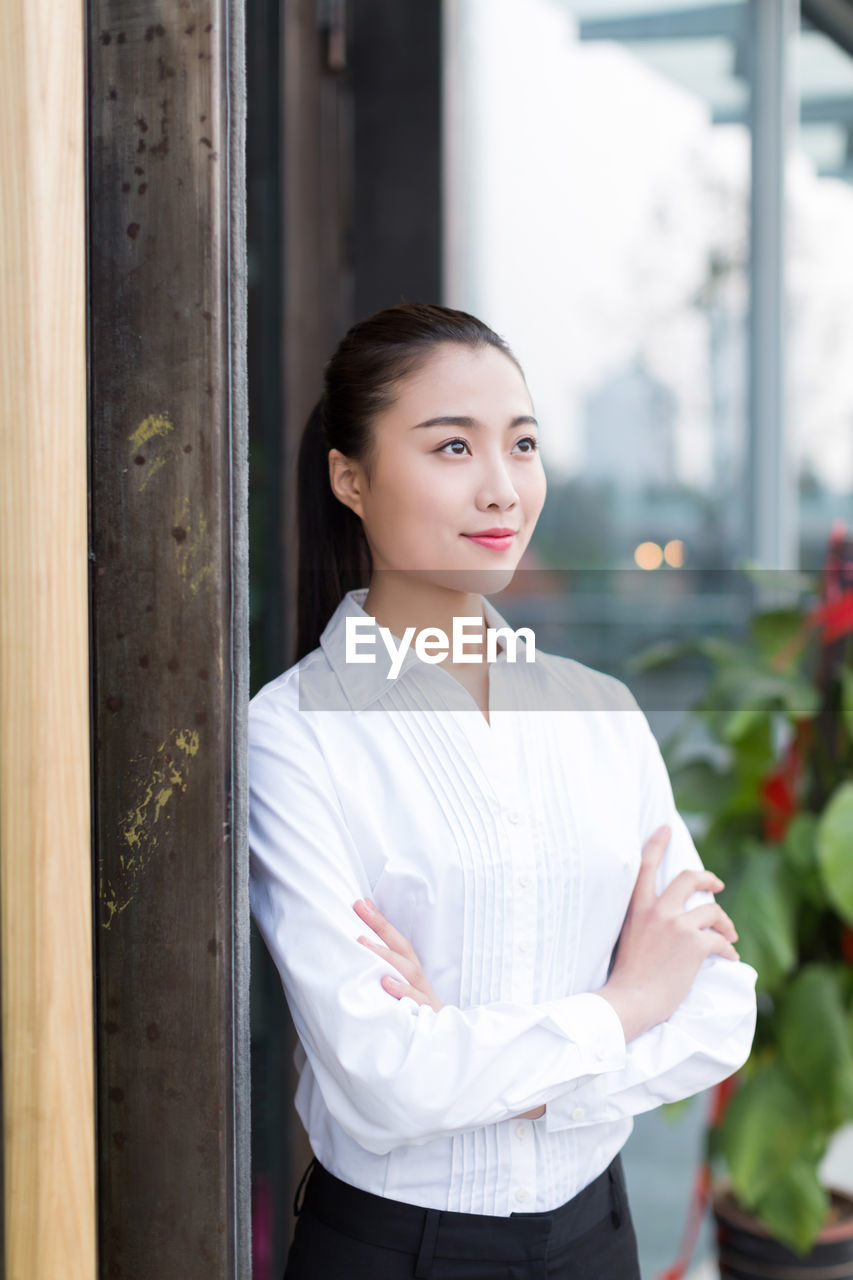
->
<box><xmin>87</xmin><ymin>1</ymin><xmax>248</xmax><ymax>1275</ymax></box>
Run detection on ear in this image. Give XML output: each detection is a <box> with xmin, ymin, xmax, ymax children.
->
<box><xmin>328</xmin><ymin>448</ymin><xmax>366</xmax><ymax>519</ymax></box>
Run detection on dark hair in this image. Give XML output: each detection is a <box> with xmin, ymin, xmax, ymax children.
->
<box><xmin>294</xmin><ymin>302</ymin><xmax>526</xmax><ymax>663</ymax></box>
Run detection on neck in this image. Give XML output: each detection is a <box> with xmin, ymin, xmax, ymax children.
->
<box><xmin>361</xmin><ymin>572</ymin><xmax>489</xmax><ymax>658</ymax></box>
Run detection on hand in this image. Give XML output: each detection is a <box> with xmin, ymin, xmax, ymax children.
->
<box><xmin>596</xmin><ymin>824</ymin><xmax>741</xmax><ymax>1043</ymax></box>
<box><xmin>515</xmin><ymin>1104</ymin><xmax>546</xmax><ymax>1119</ymax></box>
<box><xmin>354</xmin><ymin>898</ymin><xmax>545</xmax><ymax>1120</ymax></box>
<box><xmin>353</xmin><ymin>898</ymin><xmax>444</xmax><ymax>1013</ymax></box>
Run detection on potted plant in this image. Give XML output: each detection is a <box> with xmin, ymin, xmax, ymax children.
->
<box><xmin>629</xmin><ymin>524</ymin><xmax>853</xmax><ymax>1276</ymax></box>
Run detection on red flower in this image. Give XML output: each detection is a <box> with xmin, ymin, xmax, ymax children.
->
<box><xmin>808</xmin><ymin>519</ymin><xmax>853</xmax><ymax>644</ymax></box>
<box><xmin>759</xmin><ymin>726</ymin><xmax>806</xmax><ymax>842</ymax></box>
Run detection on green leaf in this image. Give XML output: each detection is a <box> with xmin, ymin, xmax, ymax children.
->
<box><xmin>783</xmin><ymin>813</ymin><xmax>819</xmax><ymax>872</ymax></box>
<box><xmin>782</xmin><ymin>814</ymin><xmax>826</xmax><ymax>909</ymax></box>
<box><xmin>750</xmin><ymin>609</ymin><xmax>809</xmax><ymax>666</ymax></box>
<box><xmin>699</xmin><ymin>814</ymin><xmax>761</xmax><ymax>880</ymax></box>
<box><xmin>719</xmin><ymin>716</ymin><xmax>776</xmax><ymax>815</ymax></box>
<box><xmin>697</xmin><ymin>636</ymin><xmax>755</xmax><ymax>667</ymax></box>
<box><xmin>723</xmin><ymin>705</ymin><xmax>768</xmax><ymax>744</ymax></box>
<box><xmin>776</xmin><ymin>965</ymin><xmax>853</xmax><ymax>1128</ymax></box>
<box><xmin>817</xmin><ymin>782</ymin><xmax>853</xmax><ymax>926</ymax></box>
<box><xmin>626</xmin><ymin>638</ymin><xmax>703</xmax><ymax>674</ymax></box>
<box><xmin>670</xmin><ymin>758</ymin><xmax>732</xmax><ymax>814</ymax></box>
<box><xmin>690</xmin><ymin>649</ymin><xmax>820</xmax><ymax>741</ymax></box>
<box><xmin>721</xmin><ymin>1061</ymin><xmax>815</xmax><ymax>1206</ymax></box>
<box><xmin>781</xmin><ymin>680</ymin><xmax>821</xmax><ymax>719</ymax></box>
<box><xmin>727</xmin><ymin>847</ymin><xmax>797</xmax><ymax>992</ymax></box>
<box><xmin>752</xmin><ymin>1161</ymin><xmax>830</xmax><ymax>1255</ymax></box>
<box><xmin>730</xmin><ymin>714</ymin><xmax>775</xmax><ymax>772</ymax></box>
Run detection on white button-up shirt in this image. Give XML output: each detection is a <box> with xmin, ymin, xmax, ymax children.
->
<box><xmin>249</xmin><ymin>587</ymin><xmax>757</xmax><ymax>1216</ymax></box>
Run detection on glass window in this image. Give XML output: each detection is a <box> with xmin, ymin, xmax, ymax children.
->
<box><xmin>443</xmin><ymin>0</ymin><xmax>753</xmax><ymax>713</ymax></box>
<box><xmin>791</xmin><ymin>20</ymin><xmax>853</xmax><ymax>566</ymax></box>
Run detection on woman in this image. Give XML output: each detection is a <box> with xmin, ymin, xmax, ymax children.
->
<box><xmin>248</xmin><ymin>303</ymin><xmax>757</xmax><ymax>1279</ymax></box>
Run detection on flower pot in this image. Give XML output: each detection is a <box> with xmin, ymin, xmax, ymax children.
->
<box><xmin>713</xmin><ymin>1187</ymin><xmax>853</xmax><ymax>1279</ymax></box>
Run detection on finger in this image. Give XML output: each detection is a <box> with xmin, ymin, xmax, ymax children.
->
<box><xmin>703</xmin><ymin>931</ymin><xmax>740</xmax><ymax>963</ymax></box>
<box><xmin>353</xmin><ymin>898</ymin><xmax>415</xmax><ymax>959</ymax></box>
<box><xmin>659</xmin><ymin>867</ymin><xmax>725</xmax><ymax>908</ymax></box>
<box><xmin>631</xmin><ymin>826</ymin><xmax>671</xmax><ymax>908</ymax></box>
<box><xmin>357</xmin><ymin>935</ymin><xmax>421</xmax><ymax>982</ymax></box>
<box><xmin>353</xmin><ymin>896</ymin><xmax>382</xmax><ymax>932</ymax></box>
<box><xmin>380</xmin><ymin>973</ymin><xmax>431</xmax><ymax>1005</ymax></box>
<box><xmin>683</xmin><ymin>903</ymin><xmax>738</xmax><ymax>942</ymax></box>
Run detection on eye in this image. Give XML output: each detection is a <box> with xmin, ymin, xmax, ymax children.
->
<box><xmin>436</xmin><ymin>435</ymin><xmax>538</xmax><ymax>457</ymax></box>
<box><xmin>437</xmin><ymin>438</ymin><xmax>471</xmax><ymax>456</ymax></box>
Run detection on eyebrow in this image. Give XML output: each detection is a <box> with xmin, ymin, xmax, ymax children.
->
<box><xmin>411</xmin><ymin>415</ymin><xmax>539</xmax><ymax>430</ymax></box>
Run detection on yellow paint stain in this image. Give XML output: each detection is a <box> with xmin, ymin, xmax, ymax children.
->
<box><xmin>153</xmin><ymin>786</ymin><xmax>173</xmax><ymax>821</ymax></box>
<box><xmin>100</xmin><ymin>894</ymin><xmax>132</xmax><ymax>927</ymax></box>
<box><xmin>138</xmin><ymin>454</ymin><xmax>168</xmax><ymax>492</ymax></box>
<box><xmin>128</xmin><ymin>413</ymin><xmax>183</xmax><ymax>492</ymax></box>
<box><xmin>129</xmin><ymin>412</ymin><xmax>174</xmax><ymax>451</ymax></box>
<box><xmin>173</xmin><ymin>498</ymin><xmax>213</xmax><ymax>595</ymax></box>
<box><xmin>190</xmin><ymin>563</ymin><xmax>214</xmax><ymax>595</ymax></box>
<box><xmin>101</xmin><ymin>726</ymin><xmax>201</xmax><ymax>928</ymax></box>
<box><xmin>122</xmin><ymin>784</ymin><xmax>153</xmax><ymax>851</ymax></box>
<box><xmin>175</xmin><ymin>728</ymin><xmax>199</xmax><ymax>757</ymax></box>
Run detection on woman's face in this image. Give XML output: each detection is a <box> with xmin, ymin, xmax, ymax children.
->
<box><xmin>330</xmin><ymin>342</ymin><xmax>547</xmax><ymax>593</ymax></box>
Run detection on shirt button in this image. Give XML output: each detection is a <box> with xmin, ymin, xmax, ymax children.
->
<box><xmin>518</xmin><ymin>871</ymin><xmax>532</xmax><ymax>888</ymax></box>
<box><xmin>514</xmin><ymin>1188</ymin><xmax>531</xmax><ymax>1204</ymax></box>
<box><xmin>518</xmin><ymin>938</ymin><xmax>530</xmax><ymax>953</ymax></box>
<box><xmin>515</xmin><ymin>1123</ymin><xmax>528</xmax><ymax>1139</ymax></box>
<box><xmin>571</xmin><ymin>1105</ymin><xmax>586</xmax><ymax>1121</ymax></box>
<box><xmin>595</xmin><ymin>1046</ymin><xmax>608</xmax><ymax>1061</ymax></box>
<box><xmin>507</xmin><ymin>810</ymin><xmax>521</xmax><ymax>824</ymax></box>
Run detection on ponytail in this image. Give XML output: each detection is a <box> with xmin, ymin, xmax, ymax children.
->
<box><xmin>292</xmin><ymin>302</ymin><xmax>526</xmax><ymax>665</ymax></box>
<box><xmin>294</xmin><ymin>397</ymin><xmax>371</xmax><ymax>664</ymax></box>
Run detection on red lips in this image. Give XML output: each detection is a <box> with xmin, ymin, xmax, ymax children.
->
<box><xmin>464</xmin><ymin>527</ymin><xmax>517</xmax><ymax>537</ymax></box>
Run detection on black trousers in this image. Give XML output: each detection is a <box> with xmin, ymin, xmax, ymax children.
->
<box><xmin>283</xmin><ymin>1156</ymin><xmax>641</xmax><ymax>1280</ymax></box>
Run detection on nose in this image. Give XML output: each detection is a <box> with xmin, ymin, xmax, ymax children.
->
<box><xmin>475</xmin><ymin>448</ymin><xmax>520</xmax><ymax>512</ymax></box>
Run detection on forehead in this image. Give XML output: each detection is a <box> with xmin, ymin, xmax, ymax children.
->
<box><xmin>388</xmin><ymin>343</ymin><xmax>532</xmax><ymax>418</ymax></box>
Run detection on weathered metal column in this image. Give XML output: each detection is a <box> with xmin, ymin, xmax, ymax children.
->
<box><xmin>87</xmin><ymin>2</ymin><xmax>249</xmax><ymax>1276</ymax></box>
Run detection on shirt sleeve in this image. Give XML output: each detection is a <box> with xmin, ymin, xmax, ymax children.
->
<box><xmin>248</xmin><ymin>690</ymin><xmax>629</xmax><ymax>1157</ymax></box>
<box><xmin>543</xmin><ymin>697</ymin><xmax>758</xmax><ymax>1134</ymax></box>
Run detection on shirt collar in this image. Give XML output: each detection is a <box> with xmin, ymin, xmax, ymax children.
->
<box><xmin>319</xmin><ymin>586</ymin><xmax>527</xmax><ymax>712</ymax></box>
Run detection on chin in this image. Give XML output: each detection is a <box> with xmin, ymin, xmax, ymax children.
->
<box><xmin>429</xmin><ymin>565</ymin><xmax>519</xmax><ymax>597</ymax></box>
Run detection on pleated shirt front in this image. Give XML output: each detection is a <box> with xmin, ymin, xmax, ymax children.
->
<box><xmin>248</xmin><ymin>587</ymin><xmax>757</xmax><ymax>1215</ymax></box>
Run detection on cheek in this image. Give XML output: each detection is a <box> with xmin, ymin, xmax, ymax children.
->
<box><xmin>393</xmin><ymin>461</ymin><xmax>466</xmax><ymax>520</ymax></box>
<box><xmin>371</xmin><ymin>459</ymin><xmax>455</xmax><ymax>537</ymax></box>
<box><xmin>521</xmin><ymin>466</ymin><xmax>547</xmax><ymax>518</ymax></box>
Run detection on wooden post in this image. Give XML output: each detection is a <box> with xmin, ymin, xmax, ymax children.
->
<box><xmin>0</xmin><ymin>2</ymin><xmax>96</xmax><ymax>1278</ymax></box>
<box><xmin>87</xmin><ymin>3</ymin><xmax>249</xmax><ymax>1276</ymax></box>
